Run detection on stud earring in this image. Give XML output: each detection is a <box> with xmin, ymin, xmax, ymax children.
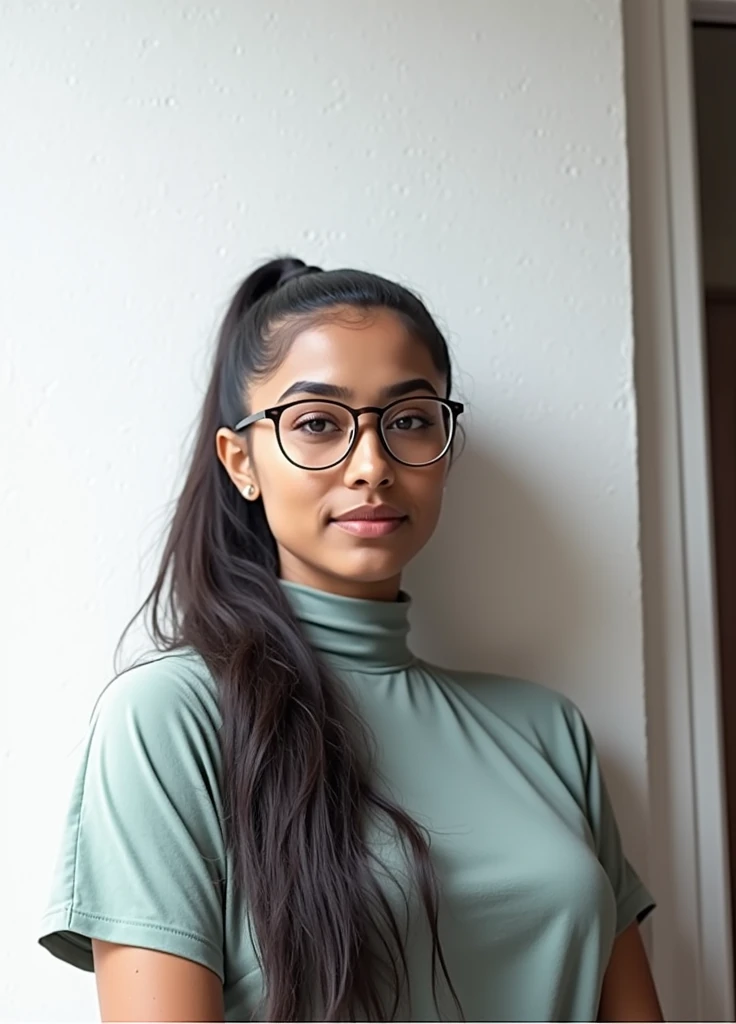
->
<box><xmin>242</xmin><ymin>484</ymin><xmax>257</xmax><ymax>500</ymax></box>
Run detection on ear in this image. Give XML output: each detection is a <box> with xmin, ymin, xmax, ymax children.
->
<box><xmin>215</xmin><ymin>428</ymin><xmax>260</xmax><ymax>500</ymax></box>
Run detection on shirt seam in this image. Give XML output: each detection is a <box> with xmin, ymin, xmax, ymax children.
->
<box><xmin>43</xmin><ymin>903</ymin><xmax>223</xmax><ymax>956</ymax></box>
<box><xmin>615</xmin><ymin>879</ymin><xmax>655</xmax><ymax>935</ymax></box>
<box><xmin>69</xmin><ymin>730</ymin><xmax>95</xmax><ymax>928</ymax></box>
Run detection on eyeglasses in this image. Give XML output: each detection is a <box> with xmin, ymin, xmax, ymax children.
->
<box><xmin>232</xmin><ymin>397</ymin><xmax>464</xmax><ymax>471</ymax></box>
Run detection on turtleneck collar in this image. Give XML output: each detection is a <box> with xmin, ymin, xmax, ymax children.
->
<box><xmin>280</xmin><ymin>579</ymin><xmax>415</xmax><ymax>673</ymax></box>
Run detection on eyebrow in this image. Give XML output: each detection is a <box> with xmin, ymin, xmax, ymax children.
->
<box><xmin>277</xmin><ymin>377</ymin><xmax>441</xmax><ymax>403</ymax></box>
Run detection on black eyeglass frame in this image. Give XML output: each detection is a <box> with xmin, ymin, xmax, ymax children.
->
<box><xmin>231</xmin><ymin>397</ymin><xmax>465</xmax><ymax>470</ymax></box>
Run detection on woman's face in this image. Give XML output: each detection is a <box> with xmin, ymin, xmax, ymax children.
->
<box><xmin>216</xmin><ymin>307</ymin><xmax>450</xmax><ymax>600</ymax></box>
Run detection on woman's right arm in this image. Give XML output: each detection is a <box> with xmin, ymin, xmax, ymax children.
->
<box><xmin>92</xmin><ymin>940</ymin><xmax>224</xmax><ymax>1023</ymax></box>
<box><xmin>37</xmin><ymin>662</ymin><xmax>229</xmax><ymax>1019</ymax></box>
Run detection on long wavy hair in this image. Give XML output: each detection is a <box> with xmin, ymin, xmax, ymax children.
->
<box><xmin>117</xmin><ymin>257</ymin><xmax>463</xmax><ymax>1021</ymax></box>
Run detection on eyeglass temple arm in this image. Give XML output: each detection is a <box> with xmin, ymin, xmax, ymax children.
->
<box><xmin>232</xmin><ymin>410</ymin><xmax>268</xmax><ymax>433</ymax></box>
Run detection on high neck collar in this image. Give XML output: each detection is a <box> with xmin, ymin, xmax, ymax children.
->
<box><xmin>280</xmin><ymin>580</ymin><xmax>415</xmax><ymax>673</ymax></box>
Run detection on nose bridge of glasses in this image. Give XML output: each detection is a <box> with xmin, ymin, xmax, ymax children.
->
<box><xmin>346</xmin><ymin>406</ymin><xmax>392</xmax><ymax>463</ymax></box>
<box><xmin>353</xmin><ymin>404</ymin><xmax>384</xmax><ymax>422</ymax></box>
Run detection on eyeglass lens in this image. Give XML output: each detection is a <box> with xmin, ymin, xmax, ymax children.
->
<box><xmin>277</xmin><ymin>399</ymin><xmax>453</xmax><ymax>469</ymax></box>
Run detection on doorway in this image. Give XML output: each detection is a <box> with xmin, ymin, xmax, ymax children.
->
<box><xmin>692</xmin><ymin>12</ymin><xmax>736</xmax><ymax>996</ymax></box>
<box><xmin>623</xmin><ymin>0</ymin><xmax>733</xmax><ymax>1018</ymax></box>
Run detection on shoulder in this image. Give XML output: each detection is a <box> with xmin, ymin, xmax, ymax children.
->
<box><xmin>444</xmin><ymin>664</ymin><xmax>581</xmax><ymax>723</ymax></box>
<box><xmin>433</xmin><ymin>664</ymin><xmax>592</xmax><ymax>769</ymax></box>
<box><xmin>89</xmin><ymin>647</ymin><xmax>222</xmax><ymax>758</ymax></box>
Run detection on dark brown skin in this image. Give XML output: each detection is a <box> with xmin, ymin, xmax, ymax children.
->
<box><xmin>93</xmin><ymin>309</ymin><xmax>663</xmax><ymax>1021</ymax></box>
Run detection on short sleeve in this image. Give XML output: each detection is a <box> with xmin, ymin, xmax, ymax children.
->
<box><xmin>38</xmin><ymin>653</ymin><xmax>227</xmax><ymax>982</ymax></box>
<box><xmin>567</xmin><ymin>704</ymin><xmax>656</xmax><ymax>936</ymax></box>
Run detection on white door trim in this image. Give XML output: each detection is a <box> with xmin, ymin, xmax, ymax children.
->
<box><xmin>623</xmin><ymin>0</ymin><xmax>733</xmax><ymax>1019</ymax></box>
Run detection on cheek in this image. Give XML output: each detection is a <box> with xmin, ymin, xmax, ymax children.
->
<box><xmin>402</xmin><ymin>466</ymin><xmax>446</xmax><ymax>521</ymax></box>
<box><xmin>256</xmin><ymin>457</ymin><xmax>333</xmax><ymax>534</ymax></box>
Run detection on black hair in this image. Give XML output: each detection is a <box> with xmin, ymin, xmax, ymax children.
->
<box><xmin>119</xmin><ymin>256</ymin><xmax>463</xmax><ymax>1021</ymax></box>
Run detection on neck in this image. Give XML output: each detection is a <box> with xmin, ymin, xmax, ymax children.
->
<box><xmin>280</xmin><ymin>578</ymin><xmax>414</xmax><ymax>673</ymax></box>
<box><xmin>278</xmin><ymin>555</ymin><xmax>402</xmax><ymax>603</ymax></box>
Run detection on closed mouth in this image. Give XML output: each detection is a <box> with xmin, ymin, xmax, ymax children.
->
<box><xmin>332</xmin><ymin>504</ymin><xmax>407</xmax><ymax>523</ymax></box>
<box><xmin>329</xmin><ymin>505</ymin><xmax>408</xmax><ymax>538</ymax></box>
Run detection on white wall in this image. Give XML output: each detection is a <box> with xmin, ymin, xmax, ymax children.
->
<box><xmin>0</xmin><ymin>1</ymin><xmax>650</xmax><ymax>1018</ymax></box>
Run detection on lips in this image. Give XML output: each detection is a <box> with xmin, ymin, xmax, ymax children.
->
<box><xmin>331</xmin><ymin>504</ymin><xmax>408</xmax><ymax>538</ymax></box>
<box><xmin>333</xmin><ymin>504</ymin><xmax>406</xmax><ymax>522</ymax></box>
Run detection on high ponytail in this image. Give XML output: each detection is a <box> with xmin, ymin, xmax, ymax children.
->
<box><xmin>117</xmin><ymin>257</ymin><xmax>463</xmax><ymax>1021</ymax></box>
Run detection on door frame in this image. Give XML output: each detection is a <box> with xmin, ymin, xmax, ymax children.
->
<box><xmin>692</xmin><ymin>0</ymin><xmax>736</xmax><ymax>24</ymax></box>
<box><xmin>623</xmin><ymin>0</ymin><xmax>733</xmax><ymax>1018</ymax></box>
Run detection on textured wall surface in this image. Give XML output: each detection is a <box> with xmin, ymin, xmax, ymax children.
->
<box><xmin>1</xmin><ymin>1</ymin><xmax>648</xmax><ymax>1018</ymax></box>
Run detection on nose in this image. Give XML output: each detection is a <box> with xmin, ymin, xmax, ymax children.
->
<box><xmin>342</xmin><ymin>415</ymin><xmax>394</xmax><ymax>489</ymax></box>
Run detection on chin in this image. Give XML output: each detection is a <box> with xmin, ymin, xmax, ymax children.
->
<box><xmin>332</xmin><ymin>552</ymin><xmax>406</xmax><ymax>585</ymax></box>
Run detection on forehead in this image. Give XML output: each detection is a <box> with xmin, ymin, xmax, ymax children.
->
<box><xmin>252</xmin><ymin>307</ymin><xmax>445</xmax><ymax>405</ymax></box>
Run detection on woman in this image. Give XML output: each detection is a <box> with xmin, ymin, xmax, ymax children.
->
<box><xmin>39</xmin><ymin>257</ymin><xmax>662</xmax><ymax>1022</ymax></box>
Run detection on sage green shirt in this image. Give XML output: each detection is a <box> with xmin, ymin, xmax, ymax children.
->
<box><xmin>39</xmin><ymin>580</ymin><xmax>654</xmax><ymax>1021</ymax></box>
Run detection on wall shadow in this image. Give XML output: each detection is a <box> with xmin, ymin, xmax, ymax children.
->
<box><xmin>407</xmin><ymin>440</ymin><xmax>607</xmax><ymax>682</ymax></box>
<box><xmin>404</xmin><ymin>438</ymin><xmax>650</xmax><ymax>884</ymax></box>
